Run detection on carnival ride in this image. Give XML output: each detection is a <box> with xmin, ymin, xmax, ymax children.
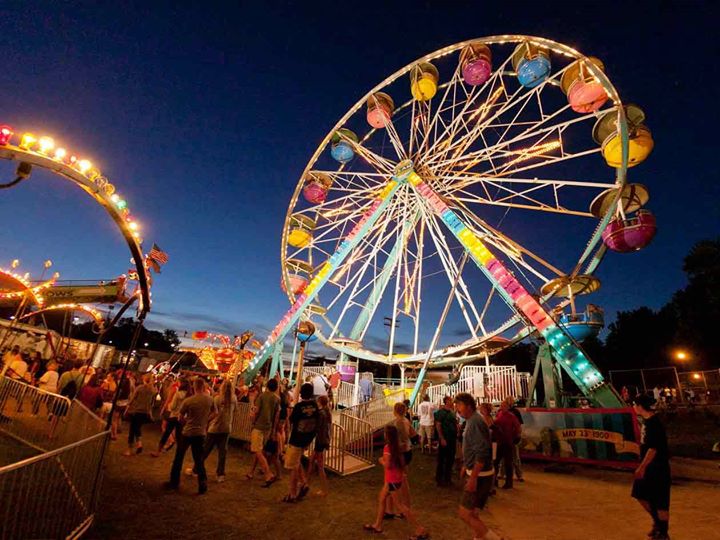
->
<box><xmin>0</xmin><ymin>126</ymin><xmax>155</xmax><ymax>358</ymax></box>
<box><xmin>234</xmin><ymin>36</ymin><xmax>657</xmax><ymax>408</ymax></box>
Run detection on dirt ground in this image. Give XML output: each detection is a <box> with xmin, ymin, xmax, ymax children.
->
<box><xmin>91</xmin><ymin>424</ymin><xmax>719</xmax><ymax>540</ymax></box>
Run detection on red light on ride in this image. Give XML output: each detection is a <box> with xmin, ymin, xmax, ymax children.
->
<box><xmin>0</xmin><ymin>125</ymin><xmax>13</xmax><ymax>145</ymax></box>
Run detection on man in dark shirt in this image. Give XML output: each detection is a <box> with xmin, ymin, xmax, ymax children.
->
<box><xmin>167</xmin><ymin>378</ymin><xmax>216</xmax><ymax>494</ymax></box>
<box><xmin>454</xmin><ymin>393</ymin><xmax>502</xmax><ymax>540</ymax></box>
<box><xmin>632</xmin><ymin>393</ymin><xmax>671</xmax><ymax>540</ymax></box>
<box><xmin>434</xmin><ymin>395</ymin><xmax>458</xmax><ymax>486</ymax></box>
<box><xmin>283</xmin><ymin>383</ymin><xmax>318</xmax><ymax>502</ymax></box>
<box><xmin>504</xmin><ymin>396</ymin><xmax>525</xmax><ymax>482</ymax></box>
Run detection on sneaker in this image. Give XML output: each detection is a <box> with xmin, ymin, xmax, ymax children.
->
<box><xmin>217</xmin><ymin>475</ymin><xmax>225</xmax><ymax>483</ymax></box>
<box><xmin>184</xmin><ymin>468</ymin><xmax>197</xmax><ymax>476</ymax></box>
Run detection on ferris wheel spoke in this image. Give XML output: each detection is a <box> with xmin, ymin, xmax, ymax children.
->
<box><xmin>323</xmin><ymin>200</ymin><xmax>405</xmax><ymax>327</ymax></box>
<box><xmin>424</xmin><ymin>71</ymin><xmax>543</xmax><ymax>170</ymax></box>
<box><xmin>434</xmin><ymin>103</ymin><xmax>615</xmax><ymax>174</ymax></box>
<box><xmin>412</xmin><ymin>63</ymin><xmax>464</xmax><ymax>158</ymax></box>
<box><xmin>337</xmin><ymin>133</ymin><xmax>397</xmax><ymax>174</ymax></box>
<box><xmin>421</xmin><ymin>54</ymin><xmax>515</xmax><ymax>163</ymax></box>
<box><xmin>450</xmin><ymin>188</ymin><xmax>594</xmax><ymax>218</ymax></box>
<box><xmin>449</xmin><ymin>206</ymin><xmax>559</xmax><ymax>286</ymax></box>
<box><xmin>422</xmin><ymin>206</ymin><xmax>484</xmax><ymax>338</ymax></box>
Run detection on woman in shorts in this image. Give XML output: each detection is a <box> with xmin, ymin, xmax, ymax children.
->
<box><xmin>363</xmin><ymin>424</ymin><xmax>428</xmax><ymax>539</ymax></box>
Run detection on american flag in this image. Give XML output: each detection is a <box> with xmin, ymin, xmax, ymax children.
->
<box><xmin>148</xmin><ymin>243</ymin><xmax>169</xmax><ymax>265</ymax></box>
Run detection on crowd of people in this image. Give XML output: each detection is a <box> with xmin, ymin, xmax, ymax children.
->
<box><xmin>0</xmin><ymin>347</ymin><xmax>674</xmax><ymax>540</ymax></box>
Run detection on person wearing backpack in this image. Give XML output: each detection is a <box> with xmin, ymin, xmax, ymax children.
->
<box><xmin>58</xmin><ymin>359</ymin><xmax>85</xmax><ymax>400</ymax></box>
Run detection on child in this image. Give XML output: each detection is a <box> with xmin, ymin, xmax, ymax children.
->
<box><xmin>363</xmin><ymin>424</ymin><xmax>429</xmax><ymax>539</ymax></box>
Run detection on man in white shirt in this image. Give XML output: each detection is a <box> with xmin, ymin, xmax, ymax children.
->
<box><xmin>1</xmin><ymin>345</ymin><xmax>22</xmax><ymax>376</ymax></box>
<box><xmin>311</xmin><ymin>373</ymin><xmax>329</xmax><ymax>400</ymax></box>
<box><xmin>418</xmin><ymin>394</ymin><xmax>436</xmax><ymax>452</ymax></box>
<box><xmin>8</xmin><ymin>353</ymin><xmax>29</xmax><ymax>381</ymax></box>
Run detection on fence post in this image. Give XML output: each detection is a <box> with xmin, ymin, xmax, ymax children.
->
<box><xmin>673</xmin><ymin>367</ymin><xmax>685</xmax><ymax>403</ymax></box>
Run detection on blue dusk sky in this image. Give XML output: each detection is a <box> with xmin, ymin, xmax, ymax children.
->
<box><xmin>0</xmin><ymin>1</ymin><xmax>717</xmax><ymax>355</ymax></box>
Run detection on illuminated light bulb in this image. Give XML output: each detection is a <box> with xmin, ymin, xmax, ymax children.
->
<box><xmin>77</xmin><ymin>159</ymin><xmax>92</xmax><ymax>174</ymax></box>
<box><xmin>54</xmin><ymin>147</ymin><xmax>67</xmax><ymax>161</ymax></box>
<box><xmin>104</xmin><ymin>183</ymin><xmax>115</xmax><ymax>196</ymax></box>
<box><xmin>0</xmin><ymin>125</ymin><xmax>14</xmax><ymax>145</ymax></box>
<box><xmin>68</xmin><ymin>155</ymin><xmax>78</xmax><ymax>165</ymax></box>
<box><xmin>110</xmin><ymin>194</ymin><xmax>120</xmax><ymax>203</ymax></box>
<box><xmin>11</xmin><ymin>259</ymin><xmax>20</xmax><ymax>268</ymax></box>
<box><xmin>37</xmin><ymin>136</ymin><xmax>55</xmax><ymax>154</ymax></box>
<box><xmin>19</xmin><ymin>133</ymin><xmax>37</xmax><ymax>150</ymax></box>
<box><xmin>128</xmin><ymin>221</ymin><xmax>139</xmax><ymax>231</ymax></box>
<box><xmin>116</xmin><ymin>199</ymin><xmax>127</xmax><ymax>210</ymax></box>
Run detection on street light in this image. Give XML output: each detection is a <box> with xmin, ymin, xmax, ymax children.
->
<box><xmin>674</xmin><ymin>350</ymin><xmax>689</xmax><ymax>361</ymax></box>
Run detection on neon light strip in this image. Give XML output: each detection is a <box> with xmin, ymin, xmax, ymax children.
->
<box><xmin>240</xmin><ymin>173</ymin><xmax>406</xmax><ymax>382</ymax></box>
<box><xmin>406</xmin><ymin>171</ymin><xmax>616</xmax><ymax>402</ymax></box>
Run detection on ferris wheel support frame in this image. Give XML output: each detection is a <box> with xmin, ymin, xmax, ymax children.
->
<box><xmin>401</xmin><ymin>166</ymin><xmax>622</xmax><ymax>407</ymax></box>
<box><xmin>236</xmin><ymin>163</ymin><xmax>412</xmax><ymax>383</ymax></box>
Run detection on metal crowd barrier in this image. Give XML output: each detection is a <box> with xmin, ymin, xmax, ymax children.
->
<box><xmin>0</xmin><ymin>376</ymin><xmax>109</xmax><ymax>539</ymax></box>
<box><xmin>229</xmin><ymin>401</ymin><xmax>253</xmax><ymax>441</ymax></box>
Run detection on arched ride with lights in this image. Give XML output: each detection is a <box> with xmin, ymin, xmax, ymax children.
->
<box><xmin>236</xmin><ymin>36</ymin><xmax>656</xmax><ymax>407</ymax></box>
<box><xmin>0</xmin><ymin>127</ymin><xmax>152</xmax><ymax>314</ymax></box>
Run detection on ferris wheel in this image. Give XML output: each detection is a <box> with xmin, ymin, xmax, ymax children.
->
<box><xmin>244</xmin><ymin>36</ymin><xmax>656</xmax><ymax>405</ymax></box>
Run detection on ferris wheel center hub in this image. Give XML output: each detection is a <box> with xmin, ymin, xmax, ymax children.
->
<box><xmin>393</xmin><ymin>159</ymin><xmax>415</xmax><ymax>181</ymax></box>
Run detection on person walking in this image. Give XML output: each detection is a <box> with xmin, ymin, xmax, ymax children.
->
<box><xmin>152</xmin><ymin>378</ymin><xmax>189</xmax><ymax>456</ymax></box>
<box><xmin>504</xmin><ymin>396</ymin><xmax>524</xmax><ymax>483</ymax></box>
<box><xmin>309</xmin><ymin>394</ymin><xmax>331</xmax><ymax>496</ymax></box>
<box><xmin>328</xmin><ymin>367</ymin><xmax>342</xmax><ymax>409</ymax></box>
<box><xmin>363</xmin><ymin>424</ymin><xmax>429</xmax><ymax>539</ymax></box>
<box><xmin>493</xmin><ymin>399</ymin><xmax>520</xmax><ymax>490</ymax></box>
<box><xmin>434</xmin><ymin>395</ymin><xmax>458</xmax><ymax>486</ymax></box>
<box><xmin>167</xmin><ymin>378</ymin><xmax>216</xmax><ymax>494</ymax></box>
<box><xmin>78</xmin><ymin>374</ymin><xmax>104</xmax><ymax>413</ymax></box>
<box><xmin>203</xmin><ymin>378</ymin><xmax>237</xmax><ymax>482</ymax></box>
<box><xmin>36</xmin><ymin>361</ymin><xmax>59</xmax><ymax>394</ymax></box>
<box><xmin>632</xmin><ymin>393</ymin><xmax>671</xmax><ymax>540</ymax></box>
<box><xmin>247</xmin><ymin>378</ymin><xmax>280</xmax><ymax>487</ymax></box>
<box><xmin>454</xmin><ymin>392</ymin><xmax>502</xmax><ymax>540</ymax></box>
<box><xmin>123</xmin><ymin>373</ymin><xmax>156</xmax><ymax>456</ymax></box>
<box><xmin>418</xmin><ymin>394</ymin><xmax>435</xmax><ymax>453</ymax></box>
<box><xmin>311</xmin><ymin>371</ymin><xmax>330</xmax><ymax>401</ymax></box>
<box><xmin>282</xmin><ymin>382</ymin><xmax>319</xmax><ymax>503</ymax></box>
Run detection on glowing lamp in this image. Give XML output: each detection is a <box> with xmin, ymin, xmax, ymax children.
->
<box><xmin>37</xmin><ymin>136</ymin><xmax>55</xmax><ymax>154</ymax></box>
<box><xmin>77</xmin><ymin>159</ymin><xmax>92</xmax><ymax>174</ymax></box>
<box><xmin>19</xmin><ymin>133</ymin><xmax>37</xmax><ymax>150</ymax></box>
<box><xmin>54</xmin><ymin>147</ymin><xmax>67</xmax><ymax>161</ymax></box>
<box><xmin>692</xmin><ymin>373</ymin><xmax>701</xmax><ymax>380</ymax></box>
<box><xmin>110</xmin><ymin>194</ymin><xmax>119</xmax><ymax>203</ymax></box>
<box><xmin>116</xmin><ymin>199</ymin><xmax>128</xmax><ymax>210</ymax></box>
<box><xmin>0</xmin><ymin>125</ymin><xmax>13</xmax><ymax>145</ymax></box>
<box><xmin>129</xmin><ymin>221</ymin><xmax>139</xmax><ymax>231</ymax></box>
